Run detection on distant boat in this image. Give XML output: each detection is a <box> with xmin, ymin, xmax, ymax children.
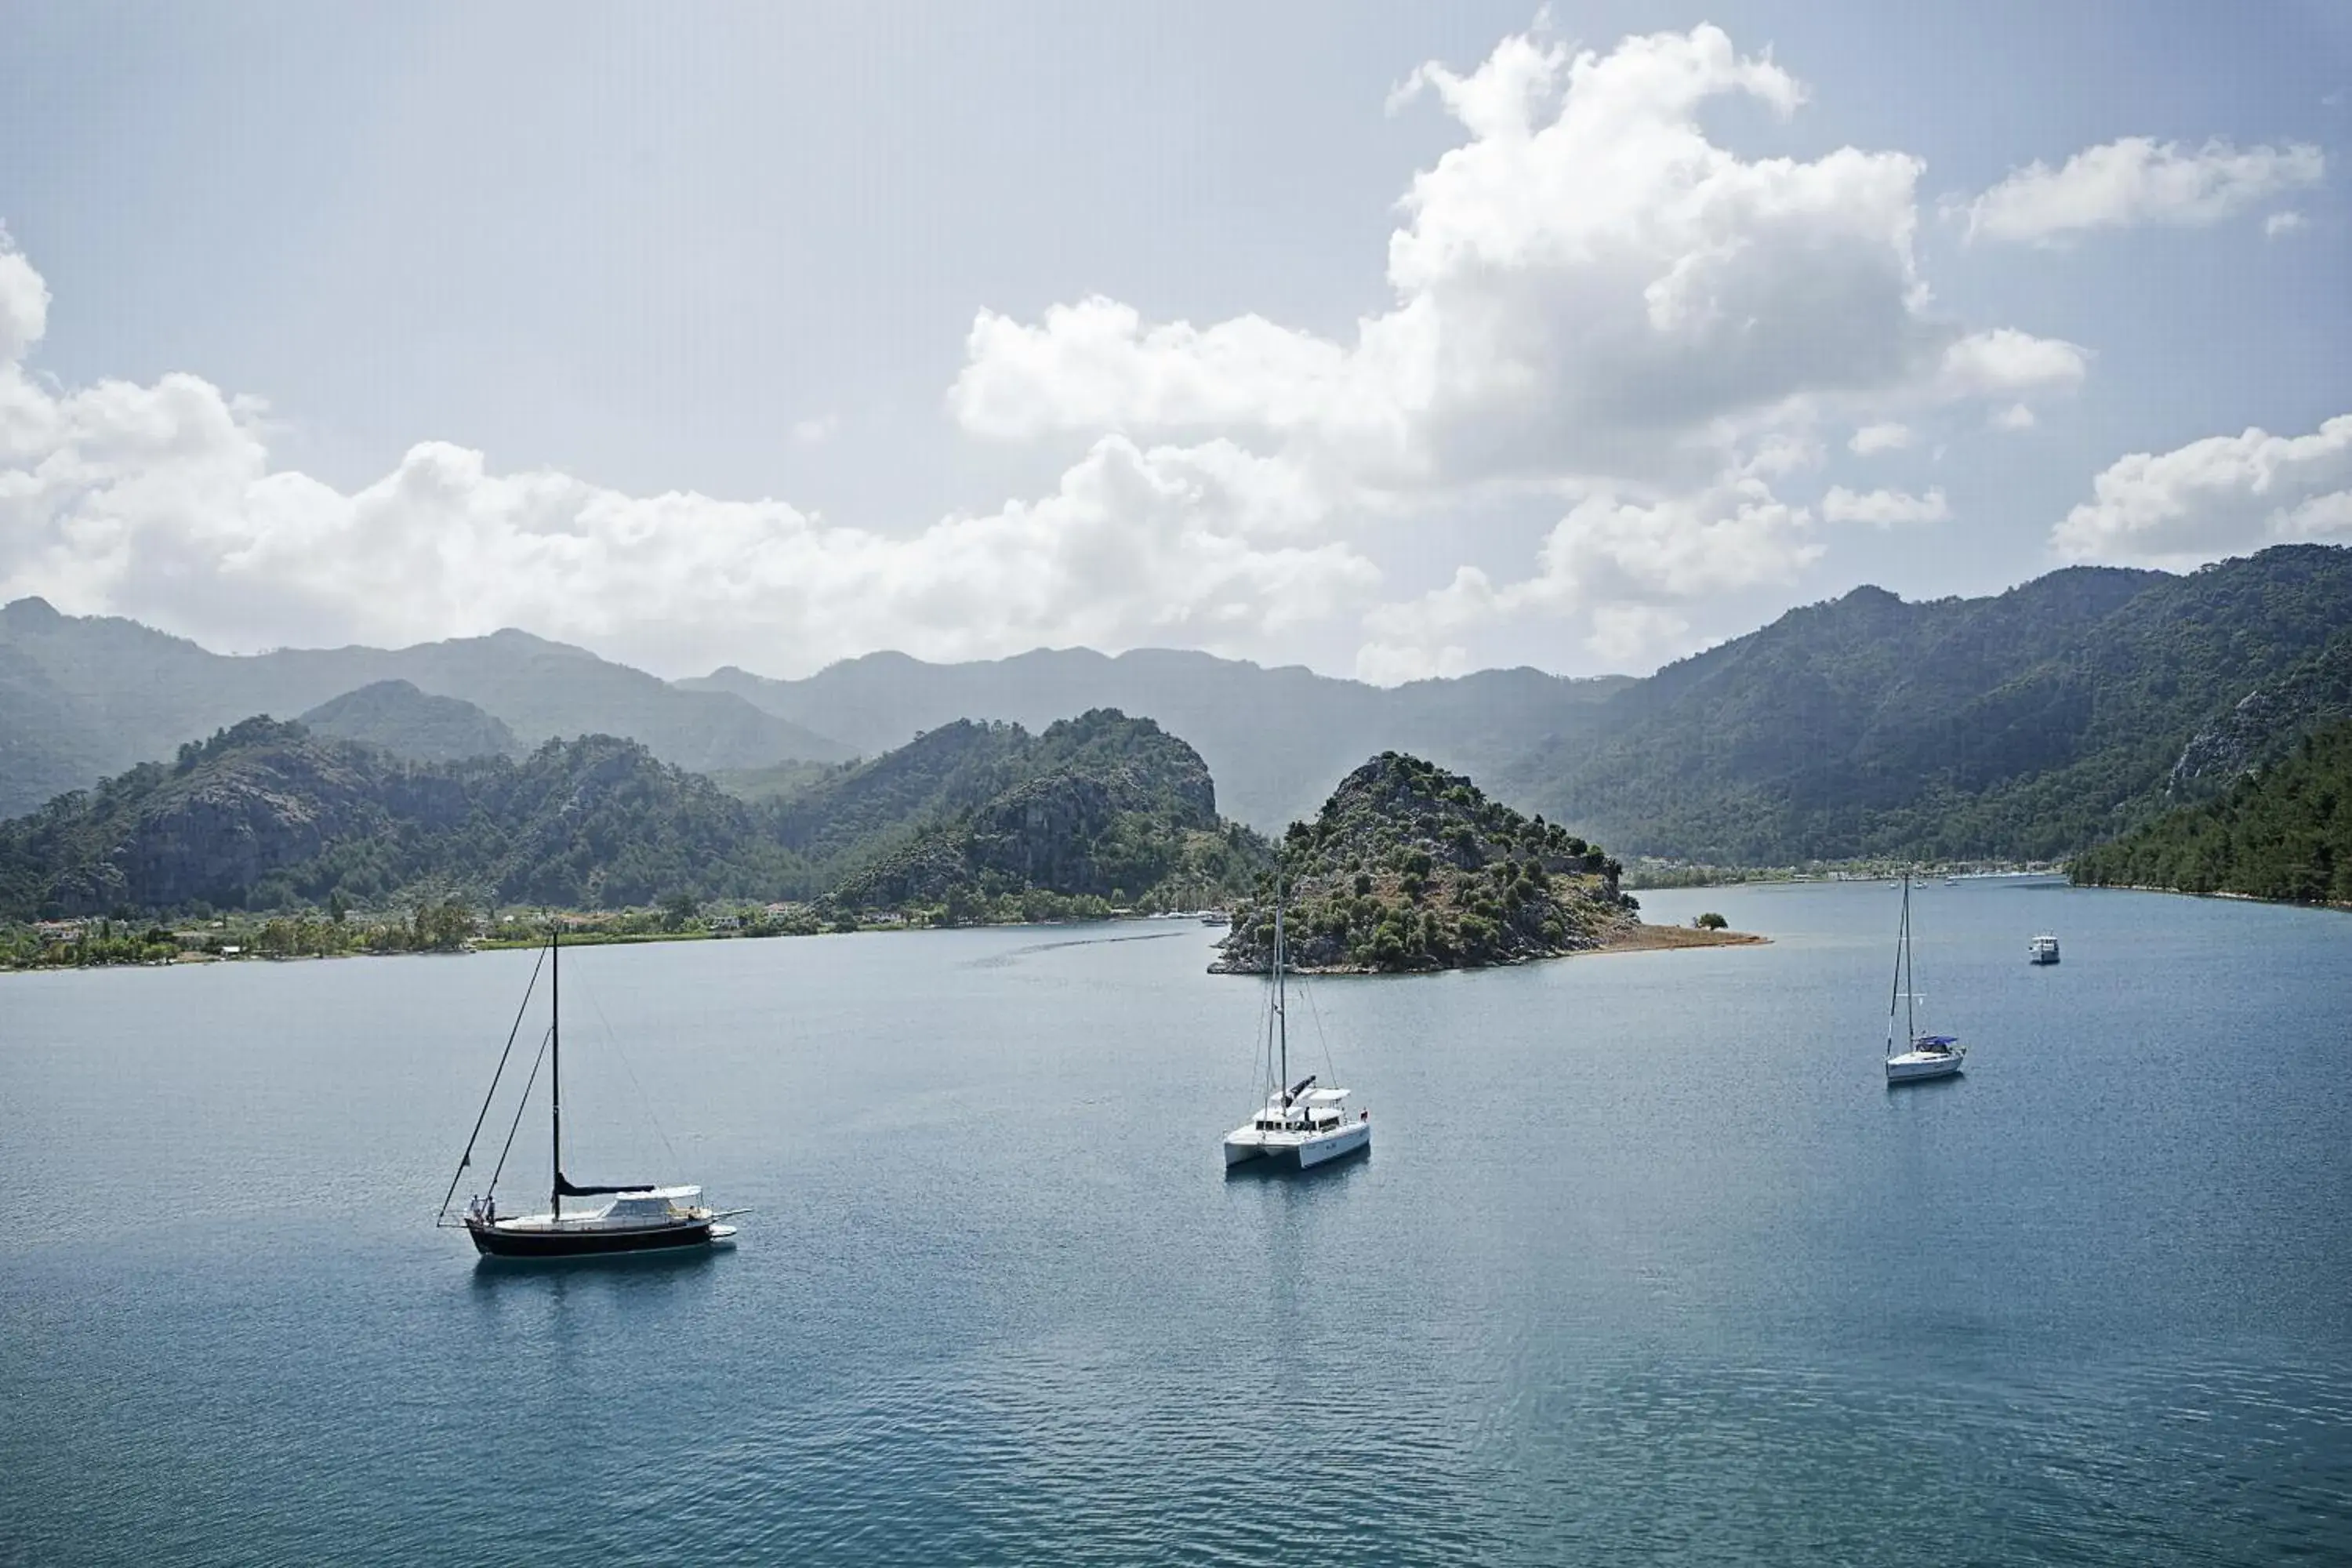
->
<box><xmin>2028</xmin><ymin>932</ymin><xmax>2060</xmax><ymax>965</ymax></box>
<box><xmin>1199</xmin><ymin>909</ymin><xmax>1230</xmax><ymax>927</ymax></box>
<box><xmin>437</xmin><ymin>927</ymin><xmax>743</xmax><ymax>1259</ymax></box>
<box><xmin>1223</xmin><ymin>894</ymin><xmax>1371</xmax><ymax>1170</ymax></box>
<box><xmin>1884</xmin><ymin>874</ymin><xmax>1965</xmax><ymax>1085</ymax></box>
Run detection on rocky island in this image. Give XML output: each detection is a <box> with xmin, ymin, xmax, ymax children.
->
<box><xmin>1210</xmin><ymin>751</ymin><xmax>1759</xmax><ymax>975</ymax></box>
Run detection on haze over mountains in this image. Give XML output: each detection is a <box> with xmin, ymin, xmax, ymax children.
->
<box><xmin>0</xmin><ymin>595</ymin><xmax>846</xmax><ymax>818</ymax></box>
<box><xmin>4</xmin><ymin>545</ymin><xmax>2349</xmax><ymax>869</ymax></box>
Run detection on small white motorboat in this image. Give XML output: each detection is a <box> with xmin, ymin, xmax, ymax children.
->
<box><xmin>2028</xmin><ymin>932</ymin><xmax>2060</xmax><ymax>964</ymax></box>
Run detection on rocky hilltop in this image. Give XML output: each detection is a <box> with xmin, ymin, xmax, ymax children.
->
<box><xmin>299</xmin><ymin>680</ymin><xmax>521</xmax><ymax>762</ymax></box>
<box><xmin>1211</xmin><ymin>751</ymin><xmax>1641</xmax><ymax>974</ymax></box>
<box><xmin>823</xmin><ymin>710</ymin><xmax>1268</xmax><ymax>916</ymax></box>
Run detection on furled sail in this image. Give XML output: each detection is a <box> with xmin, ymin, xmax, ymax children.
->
<box><xmin>555</xmin><ymin>1173</ymin><xmax>655</xmax><ymax>1197</ymax></box>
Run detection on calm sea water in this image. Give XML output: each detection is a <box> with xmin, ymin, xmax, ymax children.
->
<box><xmin>2</xmin><ymin>880</ymin><xmax>2348</xmax><ymax>1565</ymax></box>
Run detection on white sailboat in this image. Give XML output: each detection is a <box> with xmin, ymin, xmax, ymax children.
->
<box><xmin>1884</xmin><ymin>873</ymin><xmax>1965</xmax><ymax>1084</ymax></box>
<box><xmin>1222</xmin><ymin>896</ymin><xmax>1370</xmax><ymax>1170</ymax></box>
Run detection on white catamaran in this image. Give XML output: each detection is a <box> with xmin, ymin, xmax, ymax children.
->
<box><xmin>1222</xmin><ymin>895</ymin><xmax>1371</xmax><ymax>1170</ymax></box>
<box><xmin>1884</xmin><ymin>873</ymin><xmax>1965</xmax><ymax>1084</ymax></box>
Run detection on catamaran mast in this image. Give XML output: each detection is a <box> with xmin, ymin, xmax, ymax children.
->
<box><xmin>1274</xmin><ymin>891</ymin><xmax>1287</xmax><ymax>1093</ymax></box>
<box><xmin>550</xmin><ymin>925</ymin><xmax>562</xmax><ymax>1219</ymax></box>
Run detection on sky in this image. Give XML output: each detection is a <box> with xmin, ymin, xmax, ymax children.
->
<box><xmin>1</xmin><ymin>1</ymin><xmax>2347</xmax><ymax>681</ymax></box>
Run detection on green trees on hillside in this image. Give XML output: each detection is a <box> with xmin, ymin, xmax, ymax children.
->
<box><xmin>1515</xmin><ymin>545</ymin><xmax>2352</xmax><ymax>864</ymax></box>
<box><xmin>1214</xmin><ymin>750</ymin><xmax>1638</xmax><ymax>973</ymax></box>
<box><xmin>2071</xmin><ymin>719</ymin><xmax>2352</xmax><ymax>904</ymax></box>
<box><xmin>0</xmin><ymin>707</ymin><xmax>1271</xmax><ymax>925</ymax></box>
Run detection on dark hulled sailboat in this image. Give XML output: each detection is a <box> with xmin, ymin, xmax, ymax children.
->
<box><xmin>437</xmin><ymin>927</ymin><xmax>741</xmax><ymax>1258</ymax></box>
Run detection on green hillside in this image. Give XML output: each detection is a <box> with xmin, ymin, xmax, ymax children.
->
<box><xmin>0</xmin><ymin>708</ymin><xmax>1267</xmax><ymax>924</ymax></box>
<box><xmin>1513</xmin><ymin>545</ymin><xmax>2352</xmax><ymax>863</ymax></box>
<box><xmin>2070</xmin><ymin>719</ymin><xmax>2352</xmax><ymax>904</ymax></box>
<box><xmin>1211</xmin><ymin>752</ymin><xmax>1638</xmax><ymax>974</ymax></box>
<box><xmin>0</xmin><ymin>718</ymin><xmax>808</xmax><ymax>917</ymax></box>
<box><xmin>820</xmin><ymin>710</ymin><xmax>1271</xmax><ymax>916</ymax></box>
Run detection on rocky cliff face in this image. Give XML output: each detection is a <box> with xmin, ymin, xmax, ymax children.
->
<box><xmin>1212</xmin><ymin>751</ymin><xmax>1639</xmax><ymax>974</ymax></box>
<box><xmin>117</xmin><ymin>742</ymin><xmax>392</xmax><ymax>910</ymax></box>
<box><xmin>2169</xmin><ymin>633</ymin><xmax>2352</xmax><ymax>796</ymax></box>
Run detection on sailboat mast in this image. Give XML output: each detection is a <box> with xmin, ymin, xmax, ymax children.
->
<box><xmin>1891</xmin><ymin>879</ymin><xmax>1910</xmax><ymax>1048</ymax></box>
<box><xmin>1887</xmin><ymin>875</ymin><xmax>1907</xmax><ymax>1057</ymax></box>
<box><xmin>550</xmin><ymin>925</ymin><xmax>562</xmax><ymax>1219</ymax></box>
<box><xmin>1274</xmin><ymin>891</ymin><xmax>1287</xmax><ymax>1091</ymax></box>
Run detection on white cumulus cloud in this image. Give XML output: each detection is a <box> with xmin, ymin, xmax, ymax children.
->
<box><xmin>1849</xmin><ymin>422</ymin><xmax>1912</xmax><ymax>454</ymax></box>
<box><xmin>1821</xmin><ymin>485</ymin><xmax>1950</xmax><ymax>526</ymax></box>
<box><xmin>952</xmin><ymin>24</ymin><xmax>2065</xmax><ymax>494</ymax></box>
<box><xmin>2265</xmin><ymin>210</ymin><xmax>2308</xmax><ymax>238</ymax></box>
<box><xmin>0</xmin><ymin>241</ymin><xmax>1378</xmax><ymax>677</ymax></box>
<box><xmin>2051</xmin><ymin>415</ymin><xmax>2352</xmax><ymax>568</ymax></box>
<box><xmin>1359</xmin><ymin>472</ymin><xmax>1820</xmax><ymax>672</ymax></box>
<box><xmin>1960</xmin><ymin>137</ymin><xmax>2326</xmax><ymax>246</ymax></box>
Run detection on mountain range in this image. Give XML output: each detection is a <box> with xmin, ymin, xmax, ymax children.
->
<box><xmin>5</xmin><ymin>543</ymin><xmax>2349</xmax><ymax>866</ymax></box>
<box><xmin>0</xmin><ymin>596</ymin><xmax>845</xmax><ymax>818</ymax></box>
<box><xmin>0</xmin><ymin>709</ymin><xmax>1269</xmax><ymax>921</ymax></box>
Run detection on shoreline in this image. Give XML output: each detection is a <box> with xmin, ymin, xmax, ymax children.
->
<box><xmin>2072</xmin><ymin>880</ymin><xmax>2352</xmax><ymax>912</ymax></box>
<box><xmin>1592</xmin><ymin>923</ymin><xmax>1769</xmax><ymax>954</ymax></box>
<box><xmin>0</xmin><ymin>911</ymin><xmax>1218</xmax><ymax>975</ymax></box>
<box><xmin>1214</xmin><ymin>920</ymin><xmax>1768</xmax><ymax>976</ymax></box>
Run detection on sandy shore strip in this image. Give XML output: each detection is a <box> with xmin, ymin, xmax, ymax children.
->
<box><xmin>1591</xmin><ymin>923</ymin><xmax>1769</xmax><ymax>954</ymax></box>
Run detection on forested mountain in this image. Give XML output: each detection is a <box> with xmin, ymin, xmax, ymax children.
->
<box><xmin>821</xmin><ymin>710</ymin><xmax>1271</xmax><ymax>916</ymax></box>
<box><xmin>2071</xmin><ymin>718</ymin><xmax>2352</xmax><ymax>904</ymax></box>
<box><xmin>9</xmin><ymin>545</ymin><xmax>2347</xmax><ymax>866</ymax></box>
<box><xmin>685</xmin><ymin>648</ymin><xmax>1628</xmax><ymax>832</ymax></box>
<box><xmin>0</xmin><ymin>598</ymin><xmax>848</xmax><ymax>816</ymax></box>
<box><xmin>1210</xmin><ymin>751</ymin><xmax>1639</xmax><ymax>974</ymax></box>
<box><xmin>1506</xmin><ymin>545</ymin><xmax>2352</xmax><ymax>862</ymax></box>
<box><xmin>0</xmin><ymin>718</ymin><xmax>804</xmax><ymax>916</ymax></box>
<box><xmin>299</xmin><ymin>681</ymin><xmax>520</xmax><ymax>762</ymax></box>
<box><xmin>0</xmin><ymin>709</ymin><xmax>1266</xmax><ymax>921</ymax></box>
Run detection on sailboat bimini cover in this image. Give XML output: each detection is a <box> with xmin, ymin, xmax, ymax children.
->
<box><xmin>604</xmin><ymin>1189</ymin><xmax>700</xmax><ymax>1220</ymax></box>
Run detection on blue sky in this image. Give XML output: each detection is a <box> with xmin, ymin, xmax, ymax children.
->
<box><xmin>1</xmin><ymin>2</ymin><xmax>2346</xmax><ymax>679</ymax></box>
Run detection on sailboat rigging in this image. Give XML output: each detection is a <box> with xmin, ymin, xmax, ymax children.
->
<box><xmin>438</xmin><ymin>925</ymin><xmax>742</xmax><ymax>1258</ymax></box>
<box><xmin>1222</xmin><ymin>887</ymin><xmax>1372</xmax><ymax>1169</ymax></box>
<box><xmin>1884</xmin><ymin>873</ymin><xmax>1965</xmax><ymax>1084</ymax></box>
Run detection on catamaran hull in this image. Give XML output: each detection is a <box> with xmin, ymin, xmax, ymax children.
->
<box><xmin>1885</xmin><ymin>1054</ymin><xmax>1965</xmax><ymax>1084</ymax></box>
<box><xmin>466</xmin><ymin>1218</ymin><xmax>714</xmax><ymax>1259</ymax></box>
<box><xmin>1223</xmin><ymin>1120</ymin><xmax>1372</xmax><ymax>1170</ymax></box>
